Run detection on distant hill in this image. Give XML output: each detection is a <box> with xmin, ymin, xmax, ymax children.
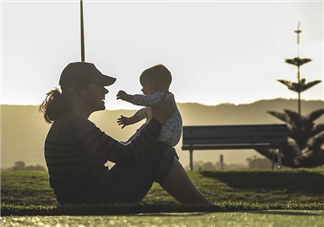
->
<box><xmin>1</xmin><ymin>99</ymin><xmax>323</xmax><ymax>169</ymax></box>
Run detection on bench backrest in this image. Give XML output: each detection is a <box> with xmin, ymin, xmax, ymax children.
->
<box><xmin>182</xmin><ymin>124</ymin><xmax>288</xmax><ymax>150</ymax></box>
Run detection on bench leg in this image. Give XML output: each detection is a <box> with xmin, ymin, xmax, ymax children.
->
<box><xmin>190</xmin><ymin>150</ymin><xmax>193</xmax><ymax>171</ymax></box>
<box><xmin>220</xmin><ymin>154</ymin><xmax>224</xmax><ymax>171</ymax></box>
<box><xmin>272</xmin><ymin>150</ymin><xmax>275</xmax><ymax>170</ymax></box>
<box><xmin>278</xmin><ymin>149</ymin><xmax>282</xmax><ymax>169</ymax></box>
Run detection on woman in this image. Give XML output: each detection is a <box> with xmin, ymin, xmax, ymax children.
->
<box><xmin>40</xmin><ymin>61</ymin><xmax>210</xmax><ymax>205</ymax></box>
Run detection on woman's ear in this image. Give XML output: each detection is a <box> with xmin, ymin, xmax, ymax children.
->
<box><xmin>76</xmin><ymin>85</ymin><xmax>85</xmax><ymax>97</ymax></box>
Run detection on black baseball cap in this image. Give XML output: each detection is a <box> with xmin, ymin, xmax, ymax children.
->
<box><xmin>59</xmin><ymin>62</ymin><xmax>116</xmax><ymax>91</ymax></box>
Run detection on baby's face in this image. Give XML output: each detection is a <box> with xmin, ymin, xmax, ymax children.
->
<box><xmin>140</xmin><ymin>77</ymin><xmax>156</xmax><ymax>95</ymax></box>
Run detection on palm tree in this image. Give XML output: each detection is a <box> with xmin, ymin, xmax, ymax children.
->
<box><xmin>255</xmin><ymin>23</ymin><xmax>324</xmax><ymax>168</ymax></box>
<box><xmin>277</xmin><ymin>77</ymin><xmax>321</xmax><ymax>116</ymax></box>
<box><xmin>277</xmin><ymin>23</ymin><xmax>321</xmax><ymax>115</ymax></box>
<box><xmin>255</xmin><ymin>109</ymin><xmax>324</xmax><ymax>168</ymax></box>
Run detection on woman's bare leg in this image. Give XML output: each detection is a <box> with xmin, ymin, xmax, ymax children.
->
<box><xmin>159</xmin><ymin>158</ymin><xmax>212</xmax><ymax>205</ymax></box>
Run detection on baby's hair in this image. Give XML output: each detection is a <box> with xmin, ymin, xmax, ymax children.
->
<box><xmin>140</xmin><ymin>64</ymin><xmax>172</xmax><ymax>88</ymax></box>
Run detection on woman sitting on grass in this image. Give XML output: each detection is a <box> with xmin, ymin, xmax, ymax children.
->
<box><xmin>39</xmin><ymin>61</ymin><xmax>211</xmax><ymax>205</ymax></box>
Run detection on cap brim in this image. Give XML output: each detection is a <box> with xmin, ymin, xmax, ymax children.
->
<box><xmin>99</xmin><ymin>74</ymin><xmax>116</xmax><ymax>86</ymax></box>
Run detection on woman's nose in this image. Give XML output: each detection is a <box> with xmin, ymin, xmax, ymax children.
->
<box><xmin>104</xmin><ymin>87</ymin><xmax>108</xmax><ymax>94</ymax></box>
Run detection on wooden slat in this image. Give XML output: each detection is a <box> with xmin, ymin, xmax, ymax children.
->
<box><xmin>183</xmin><ymin>124</ymin><xmax>287</xmax><ymax>133</ymax></box>
<box><xmin>183</xmin><ymin>137</ymin><xmax>287</xmax><ymax>145</ymax></box>
<box><xmin>183</xmin><ymin>131</ymin><xmax>287</xmax><ymax>139</ymax></box>
<box><xmin>182</xmin><ymin>143</ymin><xmax>288</xmax><ymax>150</ymax></box>
<box><xmin>182</xmin><ymin>124</ymin><xmax>288</xmax><ymax>149</ymax></box>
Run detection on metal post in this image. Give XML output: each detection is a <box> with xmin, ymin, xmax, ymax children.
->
<box><xmin>189</xmin><ymin>150</ymin><xmax>193</xmax><ymax>171</ymax></box>
<box><xmin>80</xmin><ymin>0</ymin><xmax>85</xmax><ymax>62</ymax></box>
<box><xmin>271</xmin><ymin>149</ymin><xmax>275</xmax><ymax>170</ymax></box>
<box><xmin>220</xmin><ymin>154</ymin><xmax>224</xmax><ymax>170</ymax></box>
<box><xmin>278</xmin><ymin>149</ymin><xmax>282</xmax><ymax>169</ymax></box>
<box><xmin>295</xmin><ymin>22</ymin><xmax>302</xmax><ymax>116</ymax></box>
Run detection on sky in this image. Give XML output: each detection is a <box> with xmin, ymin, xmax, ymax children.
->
<box><xmin>1</xmin><ymin>0</ymin><xmax>323</xmax><ymax>110</ymax></box>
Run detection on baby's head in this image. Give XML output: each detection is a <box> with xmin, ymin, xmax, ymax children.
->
<box><xmin>140</xmin><ymin>64</ymin><xmax>172</xmax><ymax>95</ymax></box>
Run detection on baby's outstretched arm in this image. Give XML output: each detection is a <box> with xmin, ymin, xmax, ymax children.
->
<box><xmin>117</xmin><ymin>108</ymin><xmax>148</xmax><ymax>129</ymax></box>
<box><xmin>117</xmin><ymin>90</ymin><xmax>134</xmax><ymax>103</ymax></box>
<box><xmin>117</xmin><ymin>115</ymin><xmax>140</xmax><ymax>129</ymax></box>
<box><xmin>133</xmin><ymin>92</ymin><xmax>169</xmax><ymax>107</ymax></box>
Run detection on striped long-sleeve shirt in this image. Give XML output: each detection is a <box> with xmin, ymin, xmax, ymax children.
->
<box><xmin>44</xmin><ymin>112</ymin><xmax>162</xmax><ymax>203</ymax></box>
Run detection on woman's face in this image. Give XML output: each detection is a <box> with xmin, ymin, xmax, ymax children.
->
<box><xmin>82</xmin><ymin>83</ymin><xmax>108</xmax><ymax>112</ymax></box>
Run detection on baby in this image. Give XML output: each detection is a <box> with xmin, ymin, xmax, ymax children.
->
<box><xmin>116</xmin><ymin>64</ymin><xmax>182</xmax><ymax>147</ymax></box>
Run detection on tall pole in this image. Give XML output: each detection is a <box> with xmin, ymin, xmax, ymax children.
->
<box><xmin>295</xmin><ymin>22</ymin><xmax>301</xmax><ymax>116</ymax></box>
<box><xmin>80</xmin><ymin>0</ymin><xmax>85</xmax><ymax>62</ymax></box>
<box><xmin>296</xmin><ymin>22</ymin><xmax>301</xmax><ymax>57</ymax></box>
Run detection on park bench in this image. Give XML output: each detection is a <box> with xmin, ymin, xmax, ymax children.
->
<box><xmin>182</xmin><ymin>124</ymin><xmax>288</xmax><ymax>170</ymax></box>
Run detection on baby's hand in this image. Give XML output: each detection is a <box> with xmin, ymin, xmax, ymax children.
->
<box><xmin>117</xmin><ymin>90</ymin><xmax>127</xmax><ymax>100</ymax></box>
<box><xmin>117</xmin><ymin>115</ymin><xmax>130</xmax><ymax>129</ymax></box>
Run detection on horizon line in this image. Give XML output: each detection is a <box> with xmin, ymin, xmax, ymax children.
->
<box><xmin>1</xmin><ymin>97</ymin><xmax>323</xmax><ymax>109</ymax></box>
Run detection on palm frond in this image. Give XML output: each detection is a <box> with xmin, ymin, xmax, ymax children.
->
<box><xmin>284</xmin><ymin>109</ymin><xmax>304</xmax><ymax>127</ymax></box>
<box><xmin>287</xmin><ymin>125</ymin><xmax>295</xmax><ymax>138</ymax></box>
<box><xmin>285</xmin><ymin>57</ymin><xmax>312</xmax><ymax>67</ymax></box>
<box><xmin>305</xmin><ymin>109</ymin><xmax>324</xmax><ymax>122</ymax></box>
<box><xmin>277</xmin><ymin>80</ymin><xmax>299</xmax><ymax>92</ymax></box>
<box><xmin>310</xmin><ymin>124</ymin><xmax>324</xmax><ymax>137</ymax></box>
<box><xmin>300</xmin><ymin>80</ymin><xmax>322</xmax><ymax>92</ymax></box>
<box><xmin>277</xmin><ymin>79</ymin><xmax>293</xmax><ymax>88</ymax></box>
<box><xmin>277</xmin><ymin>79</ymin><xmax>322</xmax><ymax>93</ymax></box>
<box><xmin>297</xmin><ymin>150</ymin><xmax>324</xmax><ymax>167</ymax></box>
<box><xmin>288</xmin><ymin>85</ymin><xmax>299</xmax><ymax>92</ymax></box>
<box><xmin>311</xmin><ymin>134</ymin><xmax>324</xmax><ymax>149</ymax></box>
<box><xmin>267</xmin><ymin>111</ymin><xmax>292</xmax><ymax>125</ymax></box>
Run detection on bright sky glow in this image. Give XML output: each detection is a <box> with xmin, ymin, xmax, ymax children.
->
<box><xmin>1</xmin><ymin>0</ymin><xmax>323</xmax><ymax>110</ymax></box>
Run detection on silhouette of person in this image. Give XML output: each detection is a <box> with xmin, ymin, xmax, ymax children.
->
<box><xmin>40</xmin><ymin>62</ymin><xmax>211</xmax><ymax>205</ymax></box>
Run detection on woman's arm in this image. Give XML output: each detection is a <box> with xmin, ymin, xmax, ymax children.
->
<box><xmin>74</xmin><ymin>116</ymin><xmax>161</xmax><ymax>164</ymax></box>
<box><xmin>76</xmin><ymin>94</ymin><xmax>173</xmax><ymax>164</ymax></box>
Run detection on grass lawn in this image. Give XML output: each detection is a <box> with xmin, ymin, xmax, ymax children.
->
<box><xmin>1</xmin><ymin>211</ymin><xmax>324</xmax><ymax>227</ymax></box>
<box><xmin>1</xmin><ymin>169</ymin><xmax>324</xmax><ymax>216</ymax></box>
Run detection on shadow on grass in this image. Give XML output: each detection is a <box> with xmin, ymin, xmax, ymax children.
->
<box><xmin>133</xmin><ymin>212</ymin><xmax>210</xmax><ymax>217</ymax></box>
<box><xmin>248</xmin><ymin>210</ymin><xmax>323</xmax><ymax>216</ymax></box>
<box><xmin>199</xmin><ymin>170</ymin><xmax>324</xmax><ymax>194</ymax></box>
<box><xmin>2</xmin><ymin>202</ymin><xmax>324</xmax><ymax>216</ymax></box>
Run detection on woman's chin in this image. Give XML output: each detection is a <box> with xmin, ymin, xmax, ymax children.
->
<box><xmin>100</xmin><ymin>101</ymin><xmax>106</xmax><ymax>109</ymax></box>
<box><xmin>95</xmin><ymin>101</ymin><xmax>106</xmax><ymax>111</ymax></box>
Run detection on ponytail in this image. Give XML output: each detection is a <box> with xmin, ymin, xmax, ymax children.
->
<box><xmin>39</xmin><ymin>88</ymin><xmax>71</xmax><ymax>124</ymax></box>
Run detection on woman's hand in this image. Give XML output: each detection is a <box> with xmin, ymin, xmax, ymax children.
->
<box><xmin>151</xmin><ymin>94</ymin><xmax>175</xmax><ymax>123</ymax></box>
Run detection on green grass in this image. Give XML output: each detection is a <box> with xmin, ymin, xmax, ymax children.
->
<box><xmin>1</xmin><ymin>169</ymin><xmax>324</xmax><ymax>215</ymax></box>
<box><xmin>146</xmin><ymin>169</ymin><xmax>324</xmax><ymax>204</ymax></box>
<box><xmin>1</xmin><ymin>171</ymin><xmax>57</xmax><ymax>206</ymax></box>
<box><xmin>1</xmin><ymin>211</ymin><xmax>324</xmax><ymax>227</ymax></box>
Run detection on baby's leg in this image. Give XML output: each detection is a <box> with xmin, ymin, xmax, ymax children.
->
<box><xmin>159</xmin><ymin>158</ymin><xmax>212</xmax><ymax>205</ymax></box>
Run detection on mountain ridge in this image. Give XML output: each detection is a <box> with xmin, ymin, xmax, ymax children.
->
<box><xmin>1</xmin><ymin>98</ymin><xmax>323</xmax><ymax>169</ymax></box>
